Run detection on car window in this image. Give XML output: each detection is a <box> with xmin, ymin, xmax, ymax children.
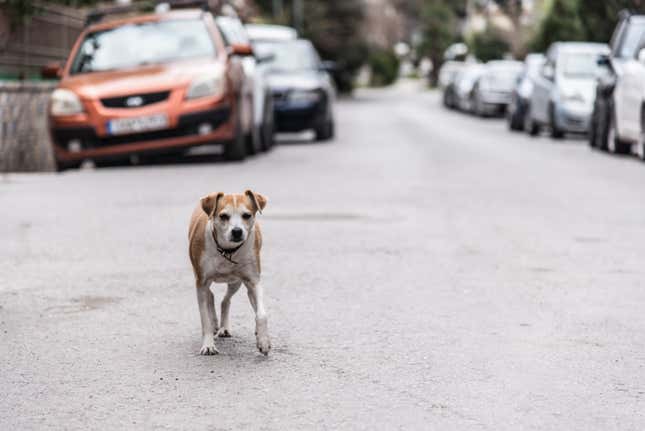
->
<box><xmin>253</xmin><ymin>40</ymin><xmax>320</xmax><ymax>71</ymax></box>
<box><xmin>70</xmin><ymin>19</ymin><xmax>215</xmax><ymax>75</ymax></box>
<box><xmin>559</xmin><ymin>52</ymin><xmax>601</xmax><ymax>78</ymax></box>
<box><xmin>617</xmin><ymin>21</ymin><xmax>645</xmax><ymax>58</ymax></box>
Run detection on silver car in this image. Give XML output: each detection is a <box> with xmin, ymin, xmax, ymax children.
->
<box><xmin>526</xmin><ymin>42</ymin><xmax>609</xmax><ymax>138</ymax></box>
<box><xmin>453</xmin><ymin>63</ymin><xmax>485</xmax><ymax>112</ymax></box>
<box><xmin>471</xmin><ymin>60</ymin><xmax>523</xmax><ymax>116</ymax></box>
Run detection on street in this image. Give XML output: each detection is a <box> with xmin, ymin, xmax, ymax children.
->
<box><xmin>2</xmin><ymin>80</ymin><xmax>645</xmax><ymax>430</ymax></box>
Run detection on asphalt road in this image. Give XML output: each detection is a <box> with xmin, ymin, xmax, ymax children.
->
<box><xmin>2</xmin><ymin>80</ymin><xmax>645</xmax><ymax>430</ymax></box>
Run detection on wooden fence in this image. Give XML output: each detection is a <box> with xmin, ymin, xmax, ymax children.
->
<box><xmin>0</xmin><ymin>2</ymin><xmax>85</xmax><ymax>79</ymax></box>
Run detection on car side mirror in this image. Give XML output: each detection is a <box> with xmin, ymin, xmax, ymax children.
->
<box><xmin>228</xmin><ymin>43</ymin><xmax>254</xmax><ymax>57</ymax></box>
<box><xmin>255</xmin><ymin>52</ymin><xmax>275</xmax><ymax>64</ymax></box>
<box><xmin>597</xmin><ymin>54</ymin><xmax>610</xmax><ymax>67</ymax></box>
<box><xmin>41</xmin><ymin>62</ymin><xmax>62</xmax><ymax>79</ymax></box>
<box><xmin>542</xmin><ymin>64</ymin><xmax>554</xmax><ymax>81</ymax></box>
<box><xmin>319</xmin><ymin>60</ymin><xmax>337</xmax><ymax>72</ymax></box>
<box><xmin>638</xmin><ymin>48</ymin><xmax>645</xmax><ymax>64</ymax></box>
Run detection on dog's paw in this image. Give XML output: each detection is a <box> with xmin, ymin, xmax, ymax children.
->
<box><xmin>199</xmin><ymin>343</ymin><xmax>219</xmax><ymax>355</ymax></box>
<box><xmin>256</xmin><ymin>336</ymin><xmax>271</xmax><ymax>356</ymax></box>
<box><xmin>216</xmin><ymin>328</ymin><xmax>232</xmax><ymax>338</ymax></box>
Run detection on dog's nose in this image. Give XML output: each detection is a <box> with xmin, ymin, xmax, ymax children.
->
<box><xmin>231</xmin><ymin>227</ymin><xmax>243</xmax><ymax>241</ymax></box>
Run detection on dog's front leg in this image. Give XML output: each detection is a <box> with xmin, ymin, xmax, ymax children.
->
<box><xmin>196</xmin><ymin>280</ymin><xmax>218</xmax><ymax>355</ymax></box>
<box><xmin>245</xmin><ymin>281</ymin><xmax>271</xmax><ymax>355</ymax></box>
<box><xmin>217</xmin><ymin>281</ymin><xmax>241</xmax><ymax>338</ymax></box>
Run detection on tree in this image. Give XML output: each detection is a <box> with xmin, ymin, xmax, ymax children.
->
<box><xmin>530</xmin><ymin>0</ymin><xmax>585</xmax><ymax>52</ymax></box>
<box><xmin>469</xmin><ymin>28</ymin><xmax>510</xmax><ymax>61</ymax></box>
<box><xmin>418</xmin><ymin>0</ymin><xmax>462</xmax><ymax>86</ymax></box>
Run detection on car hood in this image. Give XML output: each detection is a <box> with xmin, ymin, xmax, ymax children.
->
<box><xmin>266</xmin><ymin>70</ymin><xmax>324</xmax><ymax>91</ymax></box>
<box><xmin>558</xmin><ymin>77</ymin><xmax>596</xmax><ymax>103</ymax></box>
<box><xmin>60</xmin><ymin>59</ymin><xmax>224</xmax><ymax>99</ymax></box>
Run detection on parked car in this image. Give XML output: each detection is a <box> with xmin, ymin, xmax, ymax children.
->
<box><xmin>590</xmin><ymin>12</ymin><xmax>645</xmax><ymax>159</ymax></box>
<box><xmin>439</xmin><ymin>61</ymin><xmax>467</xmax><ymax>109</ymax></box>
<box><xmin>252</xmin><ymin>38</ymin><xmax>336</xmax><ymax>141</ymax></box>
<box><xmin>507</xmin><ymin>53</ymin><xmax>545</xmax><ymax>131</ymax></box>
<box><xmin>216</xmin><ymin>13</ymin><xmax>274</xmax><ymax>153</ymax></box>
<box><xmin>453</xmin><ymin>63</ymin><xmax>485</xmax><ymax>112</ymax></box>
<box><xmin>45</xmin><ymin>7</ymin><xmax>256</xmax><ymax>169</ymax></box>
<box><xmin>470</xmin><ymin>60</ymin><xmax>523</xmax><ymax>117</ymax></box>
<box><xmin>525</xmin><ymin>42</ymin><xmax>609</xmax><ymax>138</ymax></box>
<box><xmin>245</xmin><ymin>23</ymin><xmax>298</xmax><ymax>42</ymax></box>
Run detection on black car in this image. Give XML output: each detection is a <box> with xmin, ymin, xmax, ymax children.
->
<box><xmin>253</xmin><ymin>38</ymin><xmax>336</xmax><ymax>141</ymax></box>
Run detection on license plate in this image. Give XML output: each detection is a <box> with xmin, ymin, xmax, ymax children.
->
<box><xmin>107</xmin><ymin>114</ymin><xmax>168</xmax><ymax>135</ymax></box>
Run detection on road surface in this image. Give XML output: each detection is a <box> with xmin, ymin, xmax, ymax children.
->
<box><xmin>2</xmin><ymin>81</ymin><xmax>644</xmax><ymax>430</ymax></box>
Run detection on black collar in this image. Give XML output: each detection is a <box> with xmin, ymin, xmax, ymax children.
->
<box><xmin>212</xmin><ymin>229</ymin><xmax>244</xmax><ymax>264</ymax></box>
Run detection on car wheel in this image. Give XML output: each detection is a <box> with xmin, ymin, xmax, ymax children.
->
<box><xmin>315</xmin><ymin>119</ymin><xmax>334</xmax><ymax>141</ymax></box>
<box><xmin>55</xmin><ymin>160</ymin><xmax>82</xmax><ymax>172</ymax></box>
<box><xmin>636</xmin><ymin>132</ymin><xmax>645</xmax><ymax>162</ymax></box>
<box><xmin>225</xmin><ymin>109</ymin><xmax>247</xmax><ymax>161</ymax></box>
<box><xmin>549</xmin><ymin>104</ymin><xmax>565</xmax><ymax>139</ymax></box>
<box><xmin>508</xmin><ymin>101</ymin><xmax>523</xmax><ymax>131</ymax></box>
<box><xmin>606</xmin><ymin>111</ymin><xmax>630</xmax><ymax>154</ymax></box>
<box><xmin>524</xmin><ymin>105</ymin><xmax>540</xmax><ymax>136</ymax></box>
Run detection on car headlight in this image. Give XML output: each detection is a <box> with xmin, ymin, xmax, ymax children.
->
<box><xmin>50</xmin><ymin>89</ymin><xmax>84</xmax><ymax>116</ymax></box>
<box><xmin>186</xmin><ymin>74</ymin><xmax>225</xmax><ymax>100</ymax></box>
<box><xmin>287</xmin><ymin>90</ymin><xmax>321</xmax><ymax>104</ymax></box>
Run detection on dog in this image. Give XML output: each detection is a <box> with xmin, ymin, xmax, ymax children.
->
<box><xmin>188</xmin><ymin>190</ymin><xmax>270</xmax><ymax>356</ymax></box>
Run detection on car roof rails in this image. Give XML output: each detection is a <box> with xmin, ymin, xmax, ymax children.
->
<box><xmin>85</xmin><ymin>0</ymin><xmax>213</xmax><ymax>27</ymax></box>
<box><xmin>85</xmin><ymin>2</ymin><xmax>152</xmax><ymax>27</ymax></box>
<box><xmin>154</xmin><ymin>0</ymin><xmax>210</xmax><ymax>12</ymax></box>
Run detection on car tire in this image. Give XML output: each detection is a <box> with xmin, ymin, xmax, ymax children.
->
<box><xmin>606</xmin><ymin>111</ymin><xmax>630</xmax><ymax>154</ymax></box>
<box><xmin>507</xmin><ymin>102</ymin><xmax>523</xmax><ymax>131</ymax></box>
<box><xmin>315</xmin><ymin>119</ymin><xmax>334</xmax><ymax>141</ymax></box>
<box><xmin>636</xmin><ymin>133</ymin><xmax>645</xmax><ymax>162</ymax></box>
<box><xmin>55</xmin><ymin>160</ymin><xmax>82</xmax><ymax>172</ymax></box>
<box><xmin>224</xmin><ymin>110</ymin><xmax>247</xmax><ymax>161</ymax></box>
<box><xmin>524</xmin><ymin>105</ymin><xmax>540</xmax><ymax>136</ymax></box>
<box><xmin>549</xmin><ymin>104</ymin><xmax>565</xmax><ymax>139</ymax></box>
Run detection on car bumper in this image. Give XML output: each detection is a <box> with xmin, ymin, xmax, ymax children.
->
<box><xmin>554</xmin><ymin>104</ymin><xmax>592</xmax><ymax>133</ymax></box>
<box><xmin>273</xmin><ymin>96</ymin><xmax>328</xmax><ymax>132</ymax></box>
<box><xmin>51</xmin><ymin>105</ymin><xmax>233</xmax><ymax>162</ymax></box>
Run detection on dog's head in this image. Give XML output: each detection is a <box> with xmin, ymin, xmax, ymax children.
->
<box><xmin>201</xmin><ymin>190</ymin><xmax>267</xmax><ymax>247</ymax></box>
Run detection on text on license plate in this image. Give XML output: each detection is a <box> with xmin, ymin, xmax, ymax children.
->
<box><xmin>107</xmin><ymin>114</ymin><xmax>168</xmax><ymax>135</ymax></box>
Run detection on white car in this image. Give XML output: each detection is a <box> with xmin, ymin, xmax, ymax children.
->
<box><xmin>217</xmin><ymin>15</ymin><xmax>276</xmax><ymax>152</ymax></box>
<box><xmin>527</xmin><ymin>42</ymin><xmax>609</xmax><ymax>138</ymax></box>
<box><xmin>592</xmin><ymin>14</ymin><xmax>645</xmax><ymax>158</ymax></box>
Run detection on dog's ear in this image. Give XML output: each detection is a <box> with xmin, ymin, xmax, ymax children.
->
<box><xmin>201</xmin><ymin>192</ymin><xmax>224</xmax><ymax>217</ymax></box>
<box><xmin>245</xmin><ymin>190</ymin><xmax>267</xmax><ymax>214</ymax></box>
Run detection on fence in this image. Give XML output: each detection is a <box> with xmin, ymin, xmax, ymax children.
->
<box><xmin>0</xmin><ymin>81</ymin><xmax>56</xmax><ymax>172</ymax></box>
<box><xmin>0</xmin><ymin>2</ymin><xmax>84</xmax><ymax>79</ymax></box>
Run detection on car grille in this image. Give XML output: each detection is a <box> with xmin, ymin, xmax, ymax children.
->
<box><xmin>101</xmin><ymin>91</ymin><xmax>171</xmax><ymax>109</ymax></box>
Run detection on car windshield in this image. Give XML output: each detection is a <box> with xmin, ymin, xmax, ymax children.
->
<box><xmin>487</xmin><ymin>67</ymin><xmax>521</xmax><ymax>87</ymax></box>
<box><xmin>70</xmin><ymin>19</ymin><xmax>215</xmax><ymax>75</ymax></box>
<box><xmin>560</xmin><ymin>52</ymin><xmax>601</xmax><ymax>78</ymax></box>
<box><xmin>253</xmin><ymin>40</ymin><xmax>320</xmax><ymax>72</ymax></box>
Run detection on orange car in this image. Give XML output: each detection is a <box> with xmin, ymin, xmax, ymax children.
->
<box><xmin>46</xmin><ymin>8</ymin><xmax>255</xmax><ymax>169</ymax></box>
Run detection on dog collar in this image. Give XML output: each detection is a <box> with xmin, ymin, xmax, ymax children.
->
<box><xmin>212</xmin><ymin>229</ymin><xmax>244</xmax><ymax>264</ymax></box>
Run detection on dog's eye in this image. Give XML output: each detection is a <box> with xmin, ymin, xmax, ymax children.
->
<box><xmin>242</xmin><ymin>213</ymin><xmax>252</xmax><ymax>220</ymax></box>
<box><xmin>219</xmin><ymin>213</ymin><xmax>230</xmax><ymax>222</ymax></box>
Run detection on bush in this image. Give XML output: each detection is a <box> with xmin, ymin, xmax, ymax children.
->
<box><xmin>468</xmin><ymin>28</ymin><xmax>510</xmax><ymax>62</ymax></box>
<box><xmin>368</xmin><ymin>48</ymin><xmax>400</xmax><ymax>87</ymax></box>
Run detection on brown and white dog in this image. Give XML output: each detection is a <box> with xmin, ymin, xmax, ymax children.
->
<box><xmin>188</xmin><ymin>190</ymin><xmax>270</xmax><ymax>356</ymax></box>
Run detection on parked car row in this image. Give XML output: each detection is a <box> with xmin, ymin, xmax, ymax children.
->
<box><xmin>440</xmin><ymin>12</ymin><xmax>645</xmax><ymax>163</ymax></box>
<box><xmin>44</xmin><ymin>1</ymin><xmax>336</xmax><ymax>171</ymax></box>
